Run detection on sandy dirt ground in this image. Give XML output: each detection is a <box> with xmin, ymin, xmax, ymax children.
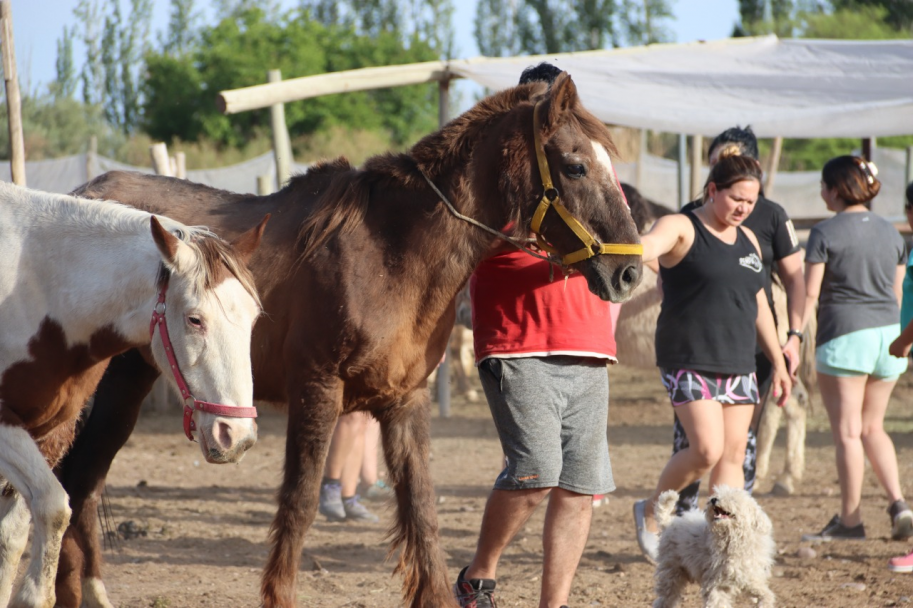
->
<box><xmin>53</xmin><ymin>365</ymin><xmax>913</xmax><ymax>607</ymax></box>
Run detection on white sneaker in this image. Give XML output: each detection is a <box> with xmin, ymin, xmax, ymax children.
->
<box><xmin>633</xmin><ymin>499</ymin><xmax>658</xmax><ymax>565</ymax></box>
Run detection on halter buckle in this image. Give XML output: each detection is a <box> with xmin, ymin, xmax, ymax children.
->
<box><xmin>154</xmin><ymin>302</ymin><xmax>166</xmax><ymax>315</ymax></box>
<box><xmin>544</xmin><ymin>188</ymin><xmax>559</xmax><ymax>202</ymax></box>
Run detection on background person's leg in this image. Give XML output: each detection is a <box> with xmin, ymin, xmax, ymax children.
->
<box><xmin>708</xmin><ymin>403</ymin><xmax>754</xmax><ymax>490</ymax></box>
<box><xmin>860</xmin><ymin>376</ymin><xmax>904</xmax><ymax>503</ymax></box>
<box><xmin>465</xmin><ymin>488</ymin><xmax>551</xmax><ymax>580</ymax></box>
<box><xmin>818</xmin><ymin>372</ymin><xmax>867</xmax><ymax>527</ymax></box>
<box><xmin>540</xmin><ymin>488</ymin><xmax>592</xmax><ymax>608</ymax></box>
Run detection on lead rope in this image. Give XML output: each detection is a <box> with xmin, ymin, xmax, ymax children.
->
<box><xmin>421</xmin><ymin>171</ymin><xmax>564</xmax><ymax>282</ymax></box>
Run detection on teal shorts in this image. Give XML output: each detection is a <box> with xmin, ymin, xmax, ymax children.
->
<box><xmin>816</xmin><ymin>324</ymin><xmax>909</xmax><ymax>379</ymax></box>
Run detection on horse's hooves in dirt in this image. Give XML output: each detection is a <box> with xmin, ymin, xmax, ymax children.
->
<box><xmin>771</xmin><ymin>480</ymin><xmax>794</xmax><ymax>496</ymax></box>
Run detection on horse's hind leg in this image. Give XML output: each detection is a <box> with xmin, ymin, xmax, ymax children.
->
<box><xmin>0</xmin><ymin>488</ymin><xmax>31</xmax><ymax>607</ymax></box>
<box><xmin>780</xmin><ymin>383</ymin><xmax>808</xmax><ymax>492</ymax></box>
<box><xmin>0</xmin><ymin>424</ymin><xmax>71</xmax><ymax>608</ymax></box>
<box><xmin>55</xmin><ymin>349</ymin><xmax>157</xmax><ymax>608</ymax></box>
<box><xmin>261</xmin><ymin>378</ymin><xmax>341</xmax><ymax>608</ymax></box>
<box><xmin>379</xmin><ymin>389</ymin><xmax>456</xmax><ymax>608</ymax></box>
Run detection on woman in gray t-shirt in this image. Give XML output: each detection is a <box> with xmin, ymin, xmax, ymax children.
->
<box><xmin>801</xmin><ymin>155</ymin><xmax>912</xmax><ymax>543</ymax></box>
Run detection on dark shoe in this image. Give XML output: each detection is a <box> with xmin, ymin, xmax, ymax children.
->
<box><xmin>319</xmin><ymin>482</ymin><xmax>346</xmax><ymax>522</ymax></box>
<box><xmin>889</xmin><ymin>500</ymin><xmax>913</xmax><ymax>540</ymax></box>
<box><xmin>453</xmin><ymin>566</ymin><xmax>497</xmax><ymax>608</ymax></box>
<box><xmin>343</xmin><ymin>495</ymin><xmax>380</xmax><ymax>523</ymax></box>
<box><xmin>801</xmin><ymin>515</ymin><xmax>866</xmax><ymax>541</ymax></box>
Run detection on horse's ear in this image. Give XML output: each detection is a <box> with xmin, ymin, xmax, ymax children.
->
<box><xmin>546</xmin><ymin>73</ymin><xmax>578</xmax><ymax>128</ymax></box>
<box><xmin>231</xmin><ymin>213</ymin><xmax>270</xmax><ymax>266</ymax></box>
<box><xmin>150</xmin><ymin>216</ymin><xmax>195</xmax><ymax>273</ymax></box>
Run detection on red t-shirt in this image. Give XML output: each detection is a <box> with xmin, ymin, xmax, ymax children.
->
<box><xmin>470</xmin><ymin>250</ymin><xmax>617</xmax><ymax>362</ymax></box>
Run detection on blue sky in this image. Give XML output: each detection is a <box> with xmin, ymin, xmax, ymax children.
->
<box><xmin>14</xmin><ymin>0</ymin><xmax>740</xmax><ymax>109</ymax></box>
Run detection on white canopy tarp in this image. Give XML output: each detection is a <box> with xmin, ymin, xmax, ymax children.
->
<box><xmin>447</xmin><ymin>36</ymin><xmax>913</xmax><ymax>138</ymax></box>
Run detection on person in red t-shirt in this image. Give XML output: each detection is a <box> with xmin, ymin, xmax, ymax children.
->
<box><xmin>453</xmin><ymin>63</ymin><xmax>622</xmax><ymax>608</ymax></box>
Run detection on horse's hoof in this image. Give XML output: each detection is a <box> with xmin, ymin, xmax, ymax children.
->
<box><xmin>466</xmin><ymin>389</ymin><xmax>479</xmax><ymax>402</ymax></box>
<box><xmin>771</xmin><ymin>480</ymin><xmax>793</xmax><ymax>496</ymax></box>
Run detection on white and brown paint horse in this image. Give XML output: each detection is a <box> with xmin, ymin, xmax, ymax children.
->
<box><xmin>0</xmin><ymin>181</ymin><xmax>265</xmax><ymax>608</ymax></box>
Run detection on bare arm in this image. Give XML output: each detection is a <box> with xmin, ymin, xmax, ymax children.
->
<box><xmin>802</xmin><ymin>262</ymin><xmax>825</xmax><ymax>338</ymax></box>
<box><xmin>640</xmin><ymin>214</ymin><xmax>693</xmax><ymax>266</ymax></box>
<box><xmin>889</xmin><ymin>264</ymin><xmax>912</xmax><ymax>357</ymax></box>
<box><xmin>756</xmin><ymin>288</ymin><xmax>791</xmax><ymax>407</ymax></box>
<box><xmin>776</xmin><ymin>250</ymin><xmax>806</xmax><ymax>377</ymax></box>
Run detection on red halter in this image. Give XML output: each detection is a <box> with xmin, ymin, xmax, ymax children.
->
<box><xmin>149</xmin><ymin>278</ymin><xmax>258</xmax><ymax>442</ymax></box>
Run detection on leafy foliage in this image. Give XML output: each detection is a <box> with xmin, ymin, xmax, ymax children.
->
<box><xmin>474</xmin><ymin>0</ymin><xmax>673</xmax><ymax>56</ymax></box>
<box><xmin>141</xmin><ymin>8</ymin><xmax>439</xmax><ymax>147</ymax></box>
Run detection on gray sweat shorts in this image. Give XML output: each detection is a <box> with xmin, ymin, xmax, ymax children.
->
<box><xmin>478</xmin><ymin>355</ymin><xmax>614</xmax><ymax>495</ymax></box>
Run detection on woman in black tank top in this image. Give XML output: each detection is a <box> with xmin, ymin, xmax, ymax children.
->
<box><xmin>629</xmin><ymin>152</ymin><xmax>792</xmax><ymax>564</ymax></box>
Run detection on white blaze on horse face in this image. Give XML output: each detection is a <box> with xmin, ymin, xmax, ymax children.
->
<box><xmin>589</xmin><ymin>139</ymin><xmax>620</xmax><ymax>191</ymax></box>
<box><xmin>151</xmin><ymin>273</ymin><xmax>260</xmax><ymax>464</ymax></box>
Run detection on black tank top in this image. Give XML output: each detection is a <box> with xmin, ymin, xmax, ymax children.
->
<box><xmin>655</xmin><ymin>209</ymin><xmax>765</xmax><ymax>374</ymax></box>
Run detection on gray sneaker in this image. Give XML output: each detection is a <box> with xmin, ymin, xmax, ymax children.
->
<box><xmin>359</xmin><ymin>479</ymin><xmax>394</xmax><ymax>502</ymax></box>
<box><xmin>343</xmin><ymin>495</ymin><xmax>380</xmax><ymax>523</ymax></box>
<box><xmin>319</xmin><ymin>482</ymin><xmax>346</xmax><ymax>522</ymax></box>
<box><xmin>633</xmin><ymin>499</ymin><xmax>658</xmax><ymax>564</ymax></box>
<box><xmin>889</xmin><ymin>500</ymin><xmax>913</xmax><ymax>540</ymax></box>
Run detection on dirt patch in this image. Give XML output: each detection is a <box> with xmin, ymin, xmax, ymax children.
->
<box><xmin>78</xmin><ymin>365</ymin><xmax>913</xmax><ymax>606</ymax></box>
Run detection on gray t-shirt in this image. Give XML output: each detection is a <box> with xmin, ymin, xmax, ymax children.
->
<box><xmin>805</xmin><ymin>211</ymin><xmax>904</xmax><ymax>344</ymax></box>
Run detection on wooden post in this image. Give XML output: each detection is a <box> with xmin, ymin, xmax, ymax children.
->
<box><xmin>86</xmin><ymin>135</ymin><xmax>98</xmax><ymax>182</ymax></box>
<box><xmin>174</xmin><ymin>152</ymin><xmax>186</xmax><ymax>179</ymax></box>
<box><xmin>677</xmin><ymin>133</ymin><xmax>688</xmax><ymax>209</ymax></box>
<box><xmin>435</xmin><ymin>76</ymin><xmax>454</xmax><ymax>418</ymax></box>
<box><xmin>257</xmin><ymin>174</ymin><xmax>273</xmax><ymax>195</ymax></box>
<box><xmin>862</xmin><ymin>137</ymin><xmax>875</xmax><ymax>162</ymax></box>
<box><xmin>689</xmin><ymin>134</ymin><xmax>703</xmax><ymax>201</ymax></box>
<box><xmin>438</xmin><ymin>78</ymin><xmax>450</xmax><ymax>128</ymax></box>
<box><xmin>905</xmin><ymin>146</ymin><xmax>912</xmax><ymax>189</ymax></box>
<box><xmin>268</xmin><ymin>69</ymin><xmax>292</xmax><ymax>189</ymax></box>
<box><xmin>764</xmin><ymin>136</ymin><xmax>783</xmax><ymax>197</ymax></box>
<box><xmin>150</xmin><ymin>142</ymin><xmax>173</xmax><ymax>176</ymax></box>
<box><xmin>0</xmin><ymin>1</ymin><xmax>25</xmax><ymax>186</ymax></box>
<box><xmin>636</xmin><ymin>128</ymin><xmax>647</xmax><ymax>189</ymax></box>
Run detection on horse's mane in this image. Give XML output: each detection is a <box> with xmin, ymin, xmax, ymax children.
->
<box><xmin>294</xmin><ymin>79</ymin><xmax>620</xmax><ymax>262</ymax></box>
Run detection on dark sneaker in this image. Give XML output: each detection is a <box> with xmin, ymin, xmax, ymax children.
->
<box><xmin>889</xmin><ymin>500</ymin><xmax>913</xmax><ymax>540</ymax></box>
<box><xmin>801</xmin><ymin>515</ymin><xmax>866</xmax><ymax>541</ymax></box>
<box><xmin>343</xmin><ymin>495</ymin><xmax>380</xmax><ymax>523</ymax></box>
<box><xmin>319</xmin><ymin>482</ymin><xmax>346</xmax><ymax>522</ymax></box>
<box><xmin>453</xmin><ymin>566</ymin><xmax>497</xmax><ymax>608</ymax></box>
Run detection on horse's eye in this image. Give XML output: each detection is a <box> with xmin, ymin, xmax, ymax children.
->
<box><xmin>187</xmin><ymin>315</ymin><xmax>204</xmax><ymax>329</ymax></box>
<box><xmin>565</xmin><ymin>164</ymin><xmax>586</xmax><ymax>179</ymax></box>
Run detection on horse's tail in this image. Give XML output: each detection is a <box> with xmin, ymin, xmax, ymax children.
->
<box><xmin>655</xmin><ymin>490</ymin><xmax>679</xmax><ymax>530</ymax></box>
<box><xmin>296</xmin><ymin>157</ymin><xmax>368</xmax><ymax>261</ymax></box>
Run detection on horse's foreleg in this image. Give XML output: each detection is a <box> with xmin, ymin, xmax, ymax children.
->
<box><xmin>755</xmin><ymin>399</ymin><xmax>782</xmax><ymax>483</ymax></box>
<box><xmin>379</xmin><ymin>390</ymin><xmax>457</xmax><ymax>608</ymax></box>
<box><xmin>0</xmin><ymin>424</ymin><xmax>71</xmax><ymax>608</ymax></box>
<box><xmin>55</xmin><ymin>349</ymin><xmax>158</xmax><ymax>608</ymax></box>
<box><xmin>782</xmin><ymin>382</ymin><xmax>808</xmax><ymax>487</ymax></box>
<box><xmin>261</xmin><ymin>379</ymin><xmax>341</xmax><ymax>608</ymax></box>
<box><xmin>0</xmin><ymin>489</ymin><xmax>31</xmax><ymax>607</ymax></box>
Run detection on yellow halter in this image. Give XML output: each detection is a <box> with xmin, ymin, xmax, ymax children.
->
<box><xmin>529</xmin><ymin>101</ymin><xmax>643</xmax><ymax>265</ymax></box>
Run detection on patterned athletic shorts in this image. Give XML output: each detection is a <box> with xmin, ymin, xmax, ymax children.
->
<box><xmin>659</xmin><ymin>368</ymin><xmax>759</xmax><ymax>407</ymax></box>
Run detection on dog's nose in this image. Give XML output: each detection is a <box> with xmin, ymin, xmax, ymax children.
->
<box><xmin>709</xmin><ymin>497</ymin><xmax>718</xmax><ymax>506</ymax></box>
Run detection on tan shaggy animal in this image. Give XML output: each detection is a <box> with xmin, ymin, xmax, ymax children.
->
<box><xmin>652</xmin><ymin>486</ymin><xmax>777</xmax><ymax>608</ymax></box>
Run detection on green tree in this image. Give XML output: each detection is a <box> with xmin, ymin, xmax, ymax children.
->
<box><xmin>74</xmin><ymin>0</ymin><xmax>104</xmax><ymax>106</ymax></box>
<box><xmin>142</xmin><ymin>7</ymin><xmax>439</xmax><ymax>147</ymax></box>
<box><xmin>99</xmin><ymin>0</ymin><xmax>153</xmax><ymax>133</ymax></box>
<box><xmin>798</xmin><ymin>5</ymin><xmax>909</xmax><ymax>38</ymax></box>
<box><xmin>52</xmin><ymin>26</ymin><xmax>77</xmax><ymax>99</ymax></box>
<box><xmin>620</xmin><ymin>0</ymin><xmax>674</xmax><ymax>45</ymax></box>
<box><xmin>160</xmin><ymin>0</ymin><xmax>200</xmax><ymax>56</ymax></box>
<box><xmin>831</xmin><ymin>0</ymin><xmax>913</xmax><ymax>32</ymax></box>
<box><xmin>474</xmin><ymin>0</ymin><xmax>521</xmax><ymax>56</ymax></box>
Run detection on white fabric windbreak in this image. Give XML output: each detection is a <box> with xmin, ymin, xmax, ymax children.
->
<box><xmin>448</xmin><ymin>36</ymin><xmax>913</xmax><ymax>138</ymax></box>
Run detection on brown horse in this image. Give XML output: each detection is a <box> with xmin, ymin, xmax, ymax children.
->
<box><xmin>55</xmin><ymin>74</ymin><xmax>642</xmax><ymax>608</ymax></box>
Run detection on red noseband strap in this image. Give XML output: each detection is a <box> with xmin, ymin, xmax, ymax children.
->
<box><xmin>149</xmin><ymin>279</ymin><xmax>257</xmax><ymax>442</ymax></box>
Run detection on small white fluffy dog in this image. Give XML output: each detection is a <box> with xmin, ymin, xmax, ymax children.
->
<box><xmin>652</xmin><ymin>485</ymin><xmax>776</xmax><ymax>608</ymax></box>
